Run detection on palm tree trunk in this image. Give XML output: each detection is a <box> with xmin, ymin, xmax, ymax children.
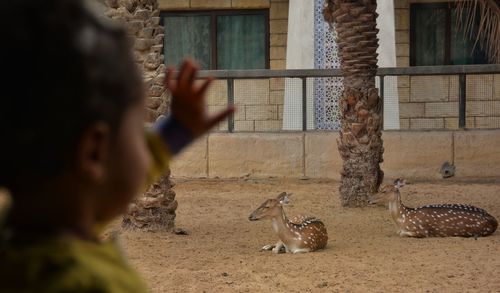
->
<box><xmin>324</xmin><ymin>0</ymin><xmax>384</xmax><ymax>207</ymax></box>
<box><xmin>105</xmin><ymin>0</ymin><xmax>178</xmax><ymax>230</ymax></box>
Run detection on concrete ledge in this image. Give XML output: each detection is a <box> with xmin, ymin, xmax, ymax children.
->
<box><xmin>208</xmin><ymin>133</ymin><xmax>303</xmax><ymax>178</ymax></box>
<box><xmin>454</xmin><ymin>130</ymin><xmax>500</xmax><ymax>178</ymax></box>
<box><xmin>170</xmin><ymin>130</ymin><xmax>499</xmax><ymax>181</ymax></box>
<box><xmin>170</xmin><ymin>136</ymin><xmax>208</xmax><ymax>178</ymax></box>
<box><xmin>305</xmin><ymin>132</ymin><xmax>341</xmax><ymax>180</ymax></box>
<box><xmin>382</xmin><ymin>131</ymin><xmax>453</xmax><ymax>180</ymax></box>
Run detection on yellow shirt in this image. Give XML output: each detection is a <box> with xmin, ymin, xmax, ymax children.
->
<box><xmin>0</xmin><ymin>132</ymin><xmax>172</xmax><ymax>292</ymax></box>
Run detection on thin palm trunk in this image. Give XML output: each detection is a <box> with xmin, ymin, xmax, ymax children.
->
<box><xmin>324</xmin><ymin>0</ymin><xmax>384</xmax><ymax>207</ymax></box>
<box><xmin>105</xmin><ymin>0</ymin><xmax>177</xmax><ymax>230</ymax></box>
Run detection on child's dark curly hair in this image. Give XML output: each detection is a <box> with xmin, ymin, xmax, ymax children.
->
<box><xmin>0</xmin><ymin>0</ymin><xmax>143</xmax><ymax>191</ymax></box>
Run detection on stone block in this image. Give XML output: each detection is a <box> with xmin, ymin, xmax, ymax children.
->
<box><xmin>208</xmin><ymin>133</ymin><xmax>304</xmax><ymax>178</ymax></box>
<box><xmin>206</xmin><ymin>79</ymin><xmax>228</xmax><ymax>106</ymax></box>
<box><xmin>270</xmin><ymin>34</ymin><xmax>287</xmax><ymax>46</ymax></box>
<box><xmin>399</xmin><ymin>118</ymin><xmax>410</xmax><ymax>129</ymax></box>
<box><xmin>396</xmin><ymin>56</ymin><xmax>409</xmax><ymax>67</ymax></box>
<box><xmin>234</xmin><ymin>106</ymin><xmax>245</xmax><ymax>121</ymax></box>
<box><xmin>466</xmin><ymin>74</ymin><xmax>493</xmax><ymax>100</ymax></box>
<box><xmin>170</xmin><ymin>136</ymin><xmax>208</xmax><ymax>178</ymax></box>
<box><xmin>394</xmin><ymin>0</ymin><xmax>409</xmax><ymax>9</ymax></box>
<box><xmin>395</xmin><ymin>30</ymin><xmax>409</xmax><ymax>44</ymax></box>
<box><xmin>474</xmin><ymin>117</ymin><xmax>500</xmax><ymax>128</ymax></box>
<box><xmin>395</xmin><ymin>8</ymin><xmax>409</xmax><ymax>30</ymax></box>
<box><xmin>410</xmin><ymin>118</ymin><xmax>444</xmax><ymax>129</ymax></box>
<box><xmin>305</xmin><ymin>132</ymin><xmax>341</xmax><ymax>180</ymax></box>
<box><xmin>381</xmin><ymin>131</ymin><xmax>452</xmax><ymax>180</ymax></box>
<box><xmin>397</xmin><ymin>75</ymin><xmax>410</xmax><ymax>88</ymax></box>
<box><xmin>449</xmin><ymin>75</ymin><xmax>459</xmax><ymax>101</ymax></box>
<box><xmin>399</xmin><ymin>103</ymin><xmax>424</xmax><ymax>118</ymax></box>
<box><xmin>270</xmin><ymin>90</ymin><xmax>284</xmax><ymax>105</ymax></box>
<box><xmin>270</xmin><ymin>2</ymin><xmax>289</xmax><ymax>20</ymax></box>
<box><xmin>234</xmin><ymin>79</ymin><xmax>270</xmax><ymax>105</ymax></box>
<box><xmin>467</xmin><ymin>101</ymin><xmax>500</xmax><ymax>116</ymax></box>
<box><xmin>454</xmin><ymin>130</ymin><xmax>500</xmax><ymax>178</ymax></box>
<box><xmin>270</xmin><ymin>78</ymin><xmax>285</xmax><ymax>91</ymax></box>
<box><xmin>278</xmin><ymin>105</ymin><xmax>284</xmax><ymax>119</ymax></box>
<box><xmin>444</xmin><ymin>118</ymin><xmax>459</xmax><ymax>129</ymax></box>
<box><xmin>410</xmin><ymin>75</ymin><xmax>450</xmax><ymax>102</ymax></box>
<box><xmin>235</xmin><ymin>120</ymin><xmax>254</xmax><ymax>132</ymax></box>
<box><xmin>158</xmin><ymin>0</ymin><xmax>189</xmax><ymax>10</ymax></box>
<box><xmin>245</xmin><ymin>105</ymin><xmax>278</xmax><ymax>120</ymax></box>
<box><xmin>270</xmin><ymin>60</ymin><xmax>286</xmax><ymax>69</ymax></box>
<box><xmin>270</xmin><ymin>20</ymin><xmax>288</xmax><ymax>34</ymax></box>
<box><xmin>255</xmin><ymin>120</ymin><xmax>282</xmax><ymax>131</ymax></box>
<box><xmin>270</xmin><ymin>46</ymin><xmax>286</xmax><ymax>60</ymax></box>
<box><xmin>398</xmin><ymin>87</ymin><xmax>410</xmax><ymax>103</ymax></box>
<box><xmin>191</xmin><ymin>0</ymin><xmax>231</xmax><ymax>8</ymax></box>
<box><xmin>425</xmin><ymin>102</ymin><xmax>459</xmax><ymax>117</ymax></box>
<box><xmin>396</xmin><ymin>43</ymin><xmax>409</xmax><ymax>57</ymax></box>
<box><xmin>232</xmin><ymin>0</ymin><xmax>270</xmax><ymax>8</ymax></box>
<box><xmin>494</xmin><ymin>74</ymin><xmax>500</xmax><ymax>100</ymax></box>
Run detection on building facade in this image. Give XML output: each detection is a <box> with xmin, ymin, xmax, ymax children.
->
<box><xmin>158</xmin><ymin>0</ymin><xmax>499</xmax><ymax>131</ymax></box>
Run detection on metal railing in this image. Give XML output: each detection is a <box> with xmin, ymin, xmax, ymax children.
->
<box><xmin>196</xmin><ymin>64</ymin><xmax>500</xmax><ymax>132</ymax></box>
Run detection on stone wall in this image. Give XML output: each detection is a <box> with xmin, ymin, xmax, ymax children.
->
<box><xmin>159</xmin><ymin>0</ymin><xmax>288</xmax><ymax>131</ymax></box>
<box><xmin>170</xmin><ymin>130</ymin><xmax>500</xmax><ymax>180</ymax></box>
<box><xmin>395</xmin><ymin>0</ymin><xmax>500</xmax><ymax>130</ymax></box>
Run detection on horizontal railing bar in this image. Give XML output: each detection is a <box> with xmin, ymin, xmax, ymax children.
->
<box><xmin>194</xmin><ymin>64</ymin><xmax>500</xmax><ymax>79</ymax></box>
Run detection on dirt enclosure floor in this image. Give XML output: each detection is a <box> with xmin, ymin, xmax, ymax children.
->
<box><xmin>109</xmin><ymin>179</ymin><xmax>500</xmax><ymax>293</ymax></box>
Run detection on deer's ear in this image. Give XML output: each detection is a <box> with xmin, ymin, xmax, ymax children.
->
<box><xmin>277</xmin><ymin>192</ymin><xmax>291</xmax><ymax>204</ymax></box>
<box><xmin>394</xmin><ymin>178</ymin><xmax>406</xmax><ymax>189</ymax></box>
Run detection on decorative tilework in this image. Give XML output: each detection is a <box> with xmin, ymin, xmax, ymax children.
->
<box><xmin>314</xmin><ymin>0</ymin><xmax>342</xmax><ymax>130</ymax></box>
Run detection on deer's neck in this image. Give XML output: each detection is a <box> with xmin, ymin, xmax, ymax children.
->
<box><xmin>271</xmin><ymin>207</ymin><xmax>296</xmax><ymax>241</ymax></box>
<box><xmin>389</xmin><ymin>192</ymin><xmax>408</xmax><ymax>223</ymax></box>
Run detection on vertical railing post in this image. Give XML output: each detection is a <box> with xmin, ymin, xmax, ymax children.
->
<box><xmin>302</xmin><ymin>77</ymin><xmax>307</xmax><ymax>131</ymax></box>
<box><xmin>227</xmin><ymin>78</ymin><xmax>235</xmax><ymax>133</ymax></box>
<box><xmin>458</xmin><ymin>74</ymin><xmax>466</xmax><ymax>129</ymax></box>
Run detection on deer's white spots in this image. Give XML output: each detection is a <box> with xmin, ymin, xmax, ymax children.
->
<box><xmin>373</xmin><ymin>182</ymin><xmax>497</xmax><ymax>238</ymax></box>
<box><xmin>249</xmin><ymin>193</ymin><xmax>328</xmax><ymax>253</ymax></box>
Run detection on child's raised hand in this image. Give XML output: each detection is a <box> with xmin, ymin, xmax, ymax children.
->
<box><xmin>166</xmin><ymin>60</ymin><xmax>234</xmax><ymax>137</ymax></box>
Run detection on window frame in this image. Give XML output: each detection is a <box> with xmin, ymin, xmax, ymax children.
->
<box><xmin>409</xmin><ymin>2</ymin><xmax>489</xmax><ymax>66</ymax></box>
<box><xmin>160</xmin><ymin>9</ymin><xmax>270</xmax><ymax>70</ymax></box>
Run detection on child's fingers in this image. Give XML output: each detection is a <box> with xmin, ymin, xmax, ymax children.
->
<box><xmin>187</xmin><ymin>62</ymin><xmax>199</xmax><ymax>87</ymax></box>
<box><xmin>177</xmin><ymin>60</ymin><xmax>191</xmax><ymax>90</ymax></box>
<box><xmin>205</xmin><ymin>107</ymin><xmax>235</xmax><ymax>132</ymax></box>
<box><xmin>195</xmin><ymin>77</ymin><xmax>214</xmax><ymax>99</ymax></box>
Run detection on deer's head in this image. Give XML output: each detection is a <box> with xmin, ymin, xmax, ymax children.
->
<box><xmin>369</xmin><ymin>178</ymin><xmax>406</xmax><ymax>205</ymax></box>
<box><xmin>248</xmin><ymin>192</ymin><xmax>291</xmax><ymax>221</ymax></box>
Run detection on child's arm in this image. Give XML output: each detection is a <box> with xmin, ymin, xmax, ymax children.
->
<box><xmin>147</xmin><ymin>60</ymin><xmax>234</xmax><ymax>180</ymax></box>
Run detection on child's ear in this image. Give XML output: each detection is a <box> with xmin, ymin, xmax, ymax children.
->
<box><xmin>76</xmin><ymin>122</ymin><xmax>111</xmax><ymax>183</ymax></box>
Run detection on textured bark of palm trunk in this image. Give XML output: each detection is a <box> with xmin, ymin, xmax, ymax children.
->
<box><xmin>324</xmin><ymin>0</ymin><xmax>384</xmax><ymax>207</ymax></box>
<box><xmin>104</xmin><ymin>0</ymin><xmax>178</xmax><ymax>229</ymax></box>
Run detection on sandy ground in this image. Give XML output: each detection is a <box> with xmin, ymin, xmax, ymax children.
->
<box><xmin>112</xmin><ymin>179</ymin><xmax>500</xmax><ymax>293</ymax></box>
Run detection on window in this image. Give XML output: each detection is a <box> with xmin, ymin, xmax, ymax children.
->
<box><xmin>410</xmin><ymin>3</ymin><xmax>490</xmax><ymax>66</ymax></box>
<box><xmin>162</xmin><ymin>10</ymin><xmax>269</xmax><ymax>70</ymax></box>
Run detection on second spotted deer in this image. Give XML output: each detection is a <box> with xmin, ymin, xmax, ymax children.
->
<box><xmin>370</xmin><ymin>179</ymin><xmax>498</xmax><ymax>238</ymax></box>
<box><xmin>249</xmin><ymin>192</ymin><xmax>328</xmax><ymax>253</ymax></box>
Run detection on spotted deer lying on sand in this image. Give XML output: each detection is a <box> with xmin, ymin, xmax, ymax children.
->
<box><xmin>248</xmin><ymin>192</ymin><xmax>328</xmax><ymax>253</ymax></box>
<box><xmin>370</xmin><ymin>179</ymin><xmax>498</xmax><ymax>238</ymax></box>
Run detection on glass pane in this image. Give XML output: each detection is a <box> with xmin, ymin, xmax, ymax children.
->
<box><xmin>414</xmin><ymin>7</ymin><xmax>446</xmax><ymax>66</ymax></box>
<box><xmin>217</xmin><ymin>14</ymin><xmax>266</xmax><ymax>70</ymax></box>
<box><xmin>164</xmin><ymin>16</ymin><xmax>211</xmax><ymax>69</ymax></box>
<box><xmin>451</xmin><ymin>9</ymin><xmax>489</xmax><ymax>65</ymax></box>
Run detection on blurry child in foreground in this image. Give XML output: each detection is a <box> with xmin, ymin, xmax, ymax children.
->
<box><xmin>0</xmin><ymin>0</ymin><xmax>233</xmax><ymax>291</ymax></box>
